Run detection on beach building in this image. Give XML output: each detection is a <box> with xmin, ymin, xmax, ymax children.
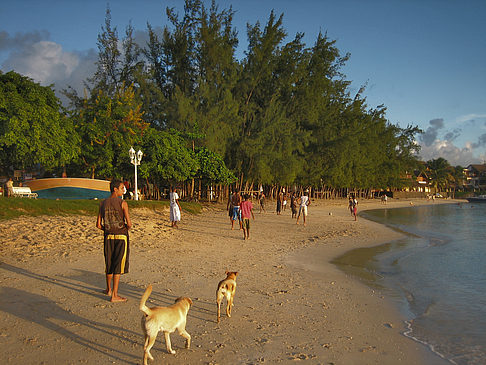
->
<box><xmin>400</xmin><ymin>169</ymin><xmax>431</xmax><ymax>193</ymax></box>
<box><xmin>464</xmin><ymin>164</ymin><xmax>486</xmax><ymax>189</ymax></box>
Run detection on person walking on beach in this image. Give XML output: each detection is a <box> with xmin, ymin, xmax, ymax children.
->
<box><xmin>170</xmin><ymin>187</ymin><xmax>182</xmax><ymax>228</ymax></box>
<box><xmin>227</xmin><ymin>190</ymin><xmax>234</xmax><ymax>225</ymax></box>
<box><xmin>240</xmin><ymin>194</ymin><xmax>255</xmax><ymax>240</ymax></box>
<box><xmin>276</xmin><ymin>190</ymin><xmax>282</xmax><ymax>215</ymax></box>
<box><xmin>348</xmin><ymin>196</ymin><xmax>354</xmax><ymax>216</ymax></box>
<box><xmin>352</xmin><ymin>196</ymin><xmax>358</xmax><ymax>221</ymax></box>
<box><xmin>259</xmin><ymin>192</ymin><xmax>266</xmax><ymax>213</ymax></box>
<box><xmin>282</xmin><ymin>189</ymin><xmax>287</xmax><ymax>211</ymax></box>
<box><xmin>231</xmin><ymin>191</ymin><xmax>242</xmax><ymax>230</ymax></box>
<box><xmin>96</xmin><ymin>179</ymin><xmax>132</xmax><ymax>303</ymax></box>
<box><xmin>296</xmin><ymin>191</ymin><xmax>311</xmax><ymax>226</ymax></box>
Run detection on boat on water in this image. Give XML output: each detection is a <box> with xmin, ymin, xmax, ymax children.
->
<box><xmin>466</xmin><ymin>195</ymin><xmax>486</xmax><ymax>203</ymax></box>
<box><xmin>25</xmin><ymin>178</ymin><xmax>111</xmax><ymax>200</ymax></box>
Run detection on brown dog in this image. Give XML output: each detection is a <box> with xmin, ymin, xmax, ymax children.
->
<box><xmin>140</xmin><ymin>285</ymin><xmax>192</xmax><ymax>364</ymax></box>
<box><xmin>216</xmin><ymin>271</ymin><xmax>238</xmax><ymax>323</ymax></box>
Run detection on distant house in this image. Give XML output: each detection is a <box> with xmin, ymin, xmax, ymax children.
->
<box><xmin>400</xmin><ymin>169</ymin><xmax>431</xmax><ymax>193</ymax></box>
<box><xmin>464</xmin><ymin>164</ymin><xmax>486</xmax><ymax>189</ymax></box>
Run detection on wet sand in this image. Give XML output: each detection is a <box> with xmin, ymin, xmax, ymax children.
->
<box><xmin>0</xmin><ymin>198</ymin><xmax>457</xmax><ymax>364</ymax></box>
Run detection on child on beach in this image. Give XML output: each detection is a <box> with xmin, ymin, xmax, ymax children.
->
<box><xmin>291</xmin><ymin>193</ymin><xmax>297</xmax><ymax>218</ymax></box>
<box><xmin>352</xmin><ymin>196</ymin><xmax>358</xmax><ymax>221</ymax></box>
<box><xmin>240</xmin><ymin>194</ymin><xmax>255</xmax><ymax>240</ymax></box>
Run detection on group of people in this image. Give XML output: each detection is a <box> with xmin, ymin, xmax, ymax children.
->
<box><xmin>96</xmin><ymin>182</ymin><xmax>359</xmax><ymax>302</ymax></box>
<box><xmin>228</xmin><ymin>190</ymin><xmax>312</xmax><ymax>229</ymax></box>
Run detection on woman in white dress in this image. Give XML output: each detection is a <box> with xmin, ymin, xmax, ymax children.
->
<box><xmin>169</xmin><ymin>187</ymin><xmax>181</xmax><ymax>228</ymax></box>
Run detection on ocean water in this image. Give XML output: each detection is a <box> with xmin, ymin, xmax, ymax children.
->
<box><xmin>336</xmin><ymin>203</ymin><xmax>486</xmax><ymax>365</ymax></box>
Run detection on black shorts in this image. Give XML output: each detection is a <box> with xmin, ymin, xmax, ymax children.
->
<box><xmin>104</xmin><ymin>234</ymin><xmax>129</xmax><ymax>274</ymax></box>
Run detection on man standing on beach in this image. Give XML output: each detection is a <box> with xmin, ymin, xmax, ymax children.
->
<box><xmin>96</xmin><ymin>179</ymin><xmax>132</xmax><ymax>302</ymax></box>
<box><xmin>6</xmin><ymin>177</ymin><xmax>13</xmax><ymax>197</ymax></box>
<box><xmin>259</xmin><ymin>192</ymin><xmax>266</xmax><ymax>213</ymax></box>
<box><xmin>296</xmin><ymin>191</ymin><xmax>311</xmax><ymax>226</ymax></box>
<box><xmin>240</xmin><ymin>194</ymin><xmax>255</xmax><ymax>239</ymax></box>
<box><xmin>230</xmin><ymin>191</ymin><xmax>242</xmax><ymax>230</ymax></box>
<box><xmin>276</xmin><ymin>190</ymin><xmax>282</xmax><ymax>215</ymax></box>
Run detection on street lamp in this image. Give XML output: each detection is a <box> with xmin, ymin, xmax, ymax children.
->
<box><xmin>129</xmin><ymin>146</ymin><xmax>143</xmax><ymax>201</ymax></box>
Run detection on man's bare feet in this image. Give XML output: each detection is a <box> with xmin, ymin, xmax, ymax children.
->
<box><xmin>110</xmin><ymin>295</ymin><xmax>127</xmax><ymax>303</ymax></box>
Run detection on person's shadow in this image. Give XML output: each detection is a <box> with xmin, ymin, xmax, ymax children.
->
<box><xmin>0</xmin><ymin>261</ymin><xmax>219</xmax><ymax>363</ymax></box>
<box><xmin>0</xmin><ymin>286</ymin><xmax>139</xmax><ymax>363</ymax></box>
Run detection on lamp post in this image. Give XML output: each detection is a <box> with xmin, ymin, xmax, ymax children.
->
<box><xmin>129</xmin><ymin>147</ymin><xmax>143</xmax><ymax>201</ymax></box>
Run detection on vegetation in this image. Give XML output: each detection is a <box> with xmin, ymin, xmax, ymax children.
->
<box><xmin>2</xmin><ymin>1</ymin><xmax>433</xmax><ymax>197</ymax></box>
<box><xmin>423</xmin><ymin>158</ymin><xmax>465</xmax><ymax>195</ymax></box>
<box><xmin>0</xmin><ymin>197</ymin><xmax>200</xmax><ymax>220</ymax></box>
<box><xmin>0</xmin><ymin>71</ymin><xmax>79</xmax><ymax>172</ymax></box>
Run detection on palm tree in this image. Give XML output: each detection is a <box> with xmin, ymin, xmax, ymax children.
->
<box><xmin>426</xmin><ymin>158</ymin><xmax>452</xmax><ymax>194</ymax></box>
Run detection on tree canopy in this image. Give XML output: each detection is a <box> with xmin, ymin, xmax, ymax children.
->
<box><xmin>0</xmin><ymin>71</ymin><xmax>79</xmax><ymax>174</ymax></box>
<box><xmin>2</xmin><ymin>1</ymin><xmax>430</xmax><ymax>194</ymax></box>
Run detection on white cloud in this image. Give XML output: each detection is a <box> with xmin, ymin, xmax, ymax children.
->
<box><xmin>4</xmin><ymin>41</ymin><xmax>80</xmax><ymax>83</ymax></box>
<box><xmin>418</xmin><ymin>139</ymin><xmax>482</xmax><ymax>166</ymax></box>
<box><xmin>1</xmin><ymin>33</ymin><xmax>97</xmax><ymax>101</ymax></box>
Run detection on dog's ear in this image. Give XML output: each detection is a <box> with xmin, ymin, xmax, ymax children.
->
<box><xmin>187</xmin><ymin>297</ymin><xmax>193</xmax><ymax>306</ymax></box>
<box><xmin>225</xmin><ymin>270</ymin><xmax>229</xmax><ymax>275</ymax></box>
<box><xmin>234</xmin><ymin>271</ymin><xmax>238</xmax><ymax>276</ymax></box>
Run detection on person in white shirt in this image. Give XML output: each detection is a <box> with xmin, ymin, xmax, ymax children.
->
<box><xmin>169</xmin><ymin>187</ymin><xmax>181</xmax><ymax>228</ymax></box>
<box><xmin>296</xmin><ymin>191</ymin><xmax>311</xmax><ymax>227</ymax></box>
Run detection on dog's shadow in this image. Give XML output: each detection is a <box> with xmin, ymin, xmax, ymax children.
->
<box><xmin>63</xmin><ymin>268</ymin><xmax>220</xmax><ymax>325</ymax></box>
<box><xmin>0</xmin><ymin>260</ymin><xmax>222</xmax><ymax>362</ymax></box>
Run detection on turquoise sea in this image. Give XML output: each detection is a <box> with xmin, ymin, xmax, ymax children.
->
<box><xmin>336</xmin><ymin>203</ymin><xmax>486</xmax><ymax>365</ymax></box>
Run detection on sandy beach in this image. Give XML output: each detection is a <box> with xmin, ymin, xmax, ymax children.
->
<box><xmin>0</xmin><ymin>198</ymin><xmax>456</xmax><ymax>364</ymax></box>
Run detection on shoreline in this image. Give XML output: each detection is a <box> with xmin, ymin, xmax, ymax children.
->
<box><xmin>0</xmin><ymin>198</ymin><xmax>460</xmax><ymax>364</ymax></box>
<box><xmin>285</xmin><ymin>199</ymin><xmax>459</xmax><ymax>365</ymax></box>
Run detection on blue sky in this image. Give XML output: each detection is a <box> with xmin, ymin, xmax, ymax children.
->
<box><xmin>1</xmin><ymin>0</ymin><xmax>485</xmax><ymax>166</ymax></box>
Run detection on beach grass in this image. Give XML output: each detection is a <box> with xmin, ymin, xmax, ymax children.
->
<box><xmin>0</xmin><ymin>197</ymin><xmax>201</xmax><ymax>220</ymax></box>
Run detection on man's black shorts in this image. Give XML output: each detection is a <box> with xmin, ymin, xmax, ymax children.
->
<box><xmin>104</xmin><ymin>234</ymin><xmax>129</xmax><ymax>274</ymax></box>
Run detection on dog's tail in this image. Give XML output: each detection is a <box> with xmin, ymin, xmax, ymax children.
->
<box><xmin>140</xmin><ymin>284</ymin><xmax>153</xmax><ymax>316</ymax></box>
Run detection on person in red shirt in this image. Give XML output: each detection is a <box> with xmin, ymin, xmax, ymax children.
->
<box><xmin>240</xmin><ymin>194</ymin><xmax>255</xmax><ymax>240</ymax></box>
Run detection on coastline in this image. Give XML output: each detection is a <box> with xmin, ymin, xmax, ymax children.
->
<box><xmin>0</xmin><ymin>198</ymin><xmax>459</xmax><ymax>364</ymax></box>
<box><xmin>285</xmin><ymin>199</ymin><xmax>457</xmax><ymax>365</ymax></box>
